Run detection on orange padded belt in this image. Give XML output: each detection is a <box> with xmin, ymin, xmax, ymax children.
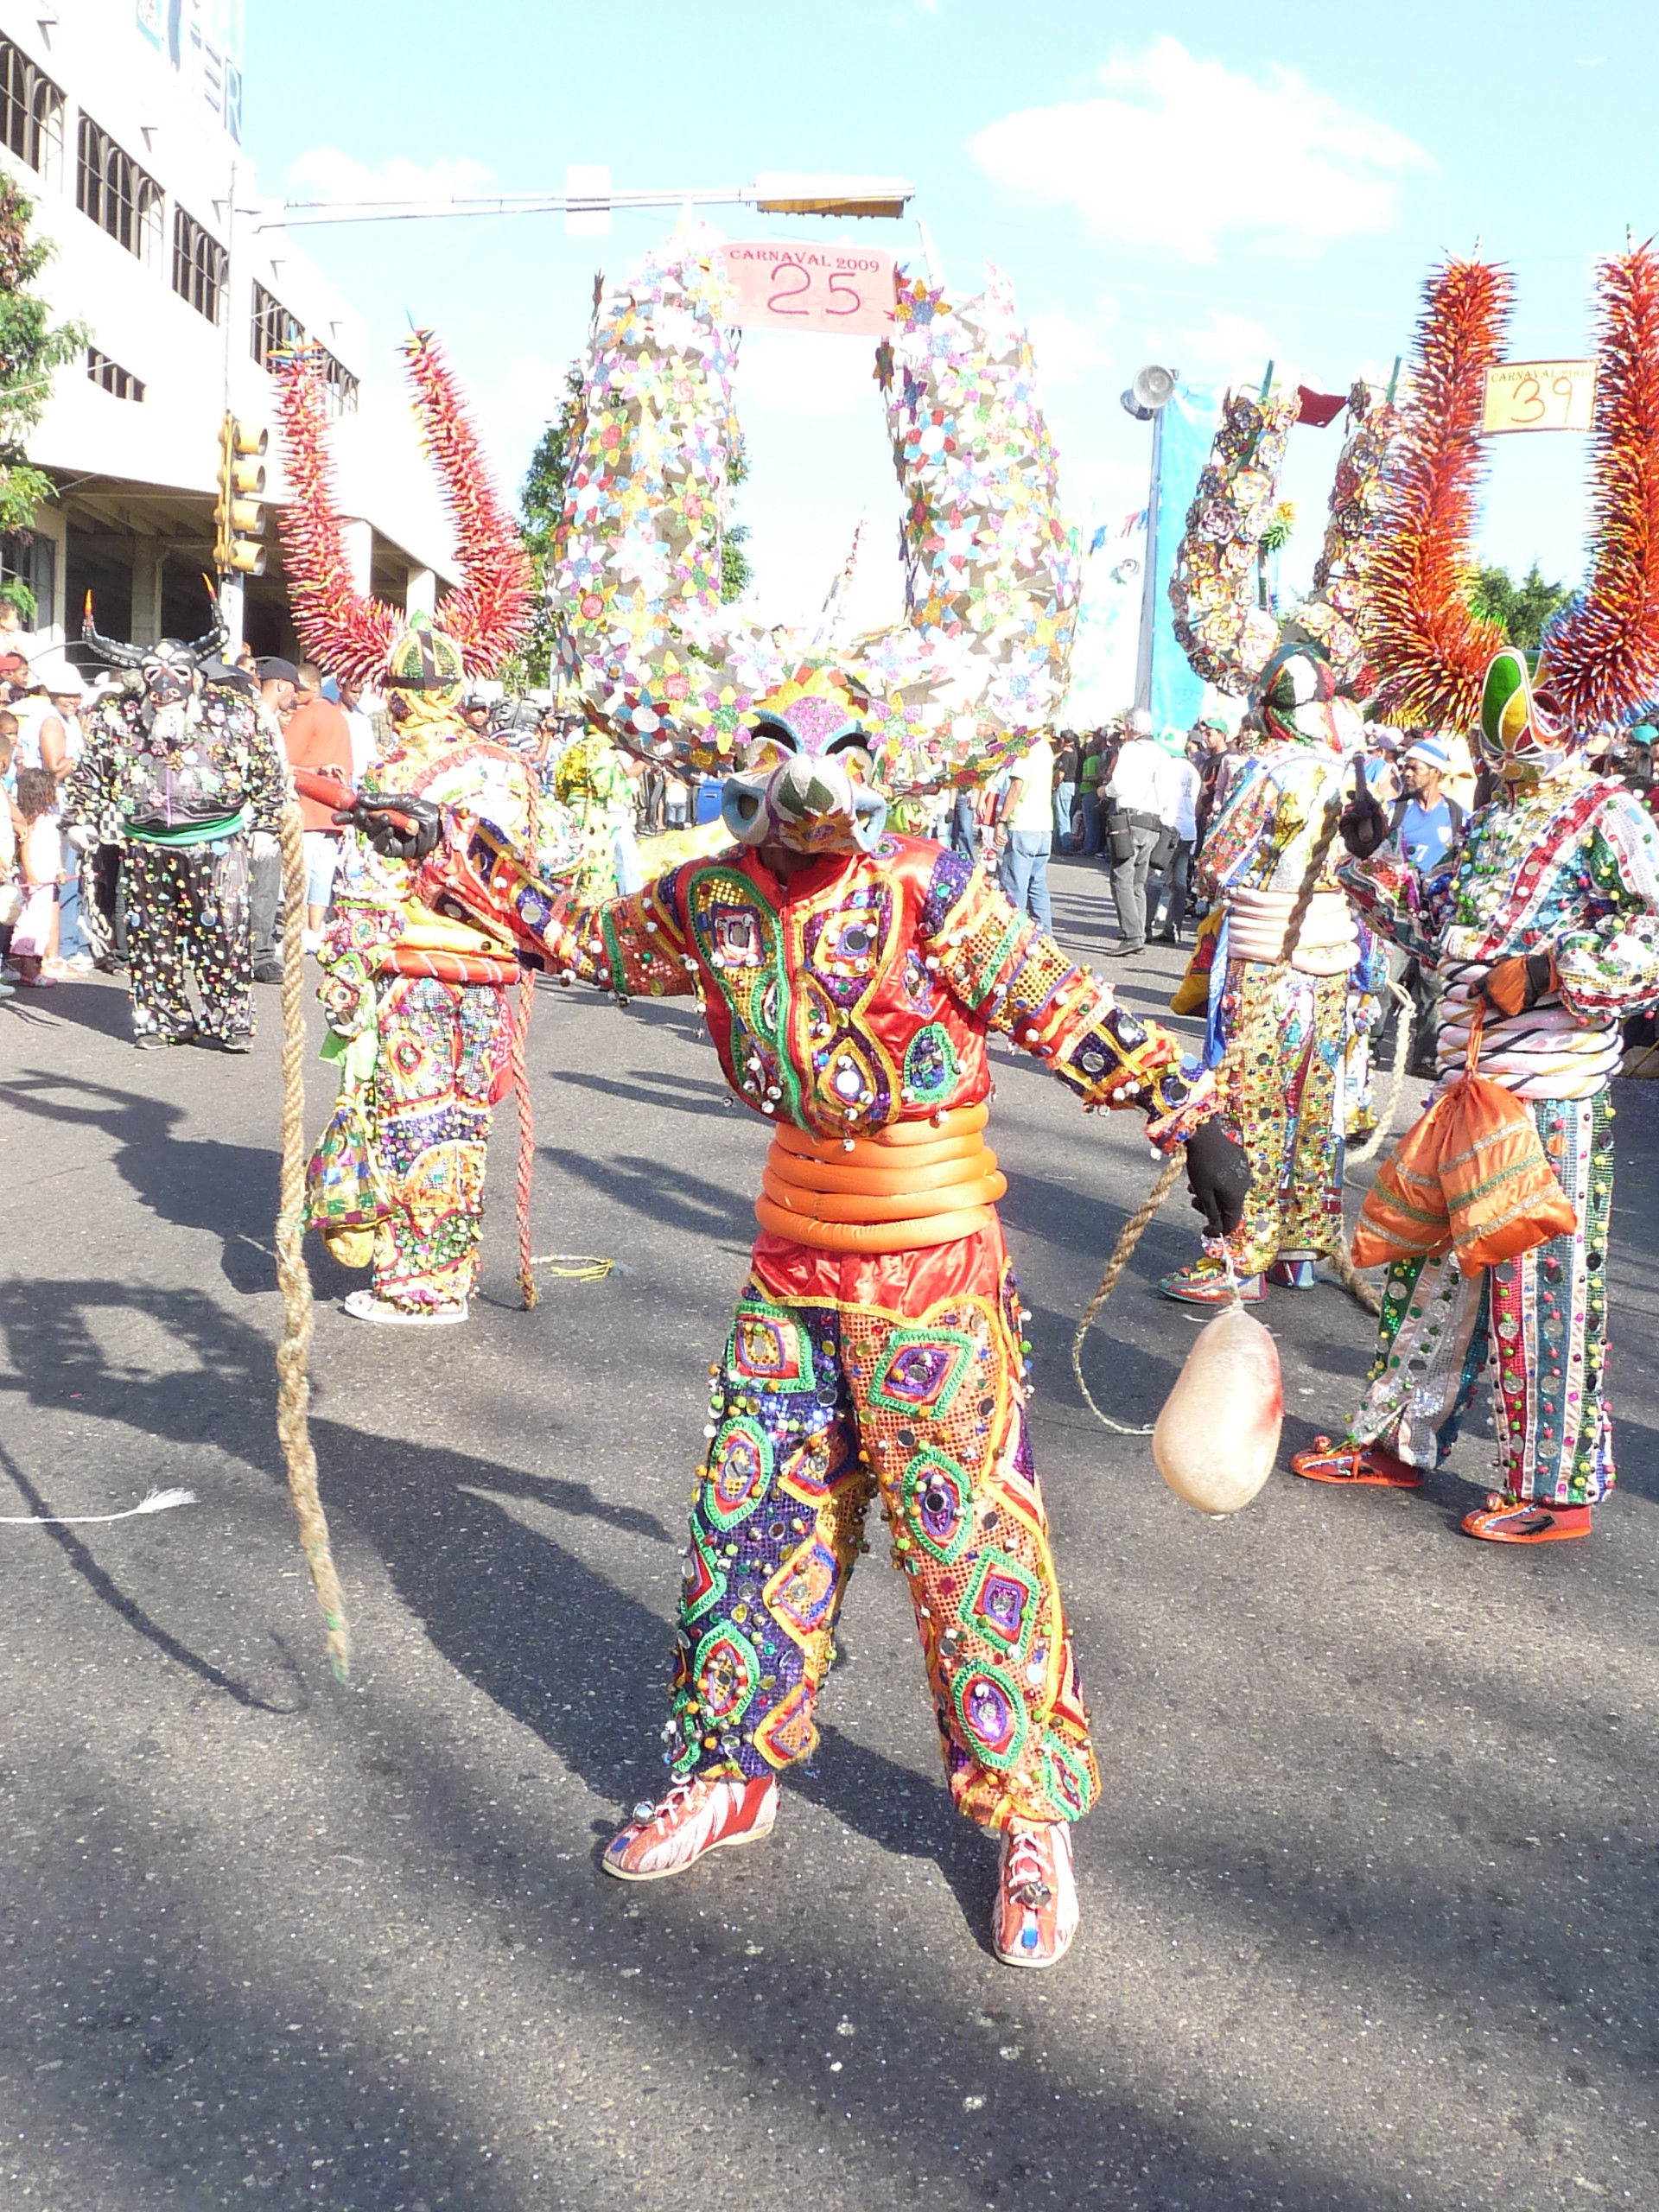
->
<box><xmin>754</xmin><ymin>1103</ymin><xmax>1007</xmax><ymax>1254</ymax></box>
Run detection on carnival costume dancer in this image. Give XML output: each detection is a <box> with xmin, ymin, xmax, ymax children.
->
<box><xmin>61</xmin><ymin>610</ymin><xmax>284</xmax><ymax>1051</ymax></box>
<box><xmin>1294</xmin><ymin>249</ymin><xmax>1659</xmax><ymax>1542</ymax></box>
<box><xmin>1160</xmin><ymin>644</ymin><xmax>1362</xmax><ymax>1304</ymax></box>
<box><xmin>550</xmin><ymin>723</ymin><xmax>639</xmax><ymax>900</ymax></box>
<box><xmin>350</xmin><ymin>239</ymin><xmax>1249</xmax><ymax>1967</ymax></box>
<box><xmin>276</xmin><ymin>334</ymin><xmax>567</xmax><ymax>1325</ymax></box>
<box><xmin>1160</xmin><ymin>380</ymin><xmax>1403</xmax><ymax>1307</ymax></box>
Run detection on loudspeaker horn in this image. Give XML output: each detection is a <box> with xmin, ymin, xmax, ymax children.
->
<box><xmin>1131</xmin><ymin>363</ymin><xmax>1178</xmax><ymax>412</ymax></box>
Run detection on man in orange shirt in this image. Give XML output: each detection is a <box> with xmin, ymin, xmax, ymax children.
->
<box><xmin>283</xmin><ymin>659</ymin><xmax>353</xmax><ymax>951</ymax></box>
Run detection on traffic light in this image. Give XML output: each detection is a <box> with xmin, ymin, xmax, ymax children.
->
<box><xmin>214</xmin><ymin>415</ymin><xmax>268</xmax><ymax>576</ymax></box>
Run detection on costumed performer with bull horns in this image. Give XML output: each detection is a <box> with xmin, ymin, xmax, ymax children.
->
<box><xmin>344</xmin><ymin>240</ymin><xmax>1250</xmax><ymax>1967</ymax></box>
<box><xmin>1294</xmin><ymin>251</ymin><xmax>1659</xmax><ymax>1542</ymax></box>
<box><xmin>61</xmin><ymin>607</ymin><xmax>285</xmax><ymax>1051</ymax></box>
<box><xmin>276</xmin><ymin>334</ymin><xmax>577</xmax><ymax>1325</ymax></box>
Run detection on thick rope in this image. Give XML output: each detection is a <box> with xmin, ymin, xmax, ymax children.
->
<box><xmin>512</xmin><ymin>758</ymin><xmax>543</xmax><ymax>1312</ymax></box>
<box><xmin>1070</xmin><ymin>1150</ymin><xmax>1186</xmax><ymax>1434</ymax></box>
<box><xmin>512</xmin><ymin>971</ymin><xmax>538</xmax><ymax>1310</ymax></box>
<box><xmin>275</xmin><ymin>801</ymin><xmax>351</xmax><ymax>1681</ymax></box>
<box><xmin>1346</xmin><ymin>975</ymin><xmax>1414</xmax><ymax>1167</ymax></box>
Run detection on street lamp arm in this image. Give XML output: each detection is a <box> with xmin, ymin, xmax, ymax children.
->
<box><xmin>259</xmin><ymin>178</ymin><xmax>915</xmax><ymax>232</ymax></box>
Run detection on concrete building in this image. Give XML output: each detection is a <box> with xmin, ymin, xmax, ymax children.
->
<box><xmin>0</xmin><ymin>0</ymin><xmax>458</xmax><ymax>667</ymax></box>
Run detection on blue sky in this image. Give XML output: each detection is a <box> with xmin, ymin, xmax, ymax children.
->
<box><xmin>244</xmin><ymin>0</ymin><xmax>1648</xmax><ymax>631</ymax></box>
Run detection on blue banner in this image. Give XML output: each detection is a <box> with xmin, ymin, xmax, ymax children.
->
<box><xmin>1148</xmin><ymin>382</ymin><xmax>1217</xmax><ymax>734</ymax></box>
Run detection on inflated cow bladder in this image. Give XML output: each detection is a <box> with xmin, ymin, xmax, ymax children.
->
<box><xmin>1152</xmin><ymin>1306</ymin><xmax>1283</xmax><ymax>1517</ymax></box>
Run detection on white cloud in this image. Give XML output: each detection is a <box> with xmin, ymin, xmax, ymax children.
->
<box><xmin>736</xmin><ymin>327</ymin><xmax>874</xmax><ymax>417</ymax></box>
<box><xmin>1027</xmin><ymin>308</ymin><xmax>1112</xmax><ymax>387</ymax></box>
<box><xmin>284</xmin><ymin>147</ymin><xmax>499</xmax><ymax>205</ymax></box>
<box><xmin>969</xmin><ymin>37</ymin><xmax>1433</xmax><ymax>261</ymax></box>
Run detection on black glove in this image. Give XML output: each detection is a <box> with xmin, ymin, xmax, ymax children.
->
<box><xmin>1184</xmin><ymin>1116</ymin><xmax>1252</xmax><ymax>1238</ymax></box>
<box><xmin>336</xmin><ymin>792</ymin><xmax>442</xmax><ymax>861</ymax></box>
<box><xmin>1478</xmin><ymin>949</ymin><xmax>1556</xmax><ymax>1017</ymax></box>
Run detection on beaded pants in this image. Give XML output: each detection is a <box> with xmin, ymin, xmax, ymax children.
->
<box><xmin>124</xmin><ymin>837</ymin><xmax>253</xmax><ymax>1043</ymax></box>
<box><xmin>367</xmin><ymin>973</ymin><xmax>512</xmax><ymax>1311</ymax></box>
<box><xmin>1348</xmin><ymin>1093</ymin><xmax>1615</xmax><ymax>1505</ymax></box>
<box><xmin>664</xmin><ymin>1221</ymin><xmax>1099</xmax><ymax>1831</ymax></box>
<box><xmin>1217</xmin><ymin>959</ymin><xmax>1347</xmax><ymax>1274</ymax></box>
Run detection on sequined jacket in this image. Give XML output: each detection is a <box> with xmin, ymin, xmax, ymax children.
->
<box><xmin>62</xmin><ymin>686</ymin><xmax>285</xmax><ymax>845</ymax></box>
<box><xmin>1339</xmin><ymin>765</ymin><xmax>1659</xmax><ymax>1097</ymax></box>
<box><xmin>421</xmin><ymin>823</ymin><xmax>1215</xmax><ymax>1148</ymax></box>
<box><xmin>1196</xmin><ymin>741</ymin><xmax>1351</xmax><ymax>899</ymax></box>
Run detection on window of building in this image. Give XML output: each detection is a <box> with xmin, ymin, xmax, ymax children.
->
<box><xmin>0</xmin><ymin>37</ymin><xmax>64</xmax><ymax>180</ymax></box>
<box><xmin>251</xmin><ymin>283</ymin><xmax>359</xmax><ymax>416</ymax></box>
<box><xmin>250</xmin><ymin>280</ymin><xmax>303</xmax><ymax>372</ymax></box>
<box><xmin>76</xmin><ymin>116</ymin><xmax>162</xmax><ymax>265</ymax></box>
<box><xmin>317</xmin><ymin>352</ymin><xmax>359</xmax><ymax>417</ymax></box>
<box><xmin>172</xmin><ymin>207</ymin><xmax>227</xmax><ymax>325</ymax></box>
<box><xmin>87</xmin><ymin>347</ymin><xmax>146</xmax><ymax>403</ymax></box>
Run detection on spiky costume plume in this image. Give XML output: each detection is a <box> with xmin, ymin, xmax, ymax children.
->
<box><xmin>1363</xmin><ymin>259</ymin><xmax>1515</xmax><ymax>728</ymax></box>
<box><xmin>275</xmin><ymin>331</ymin><xmax>532</xmax><ymax>688</ymax></box>
<box><xmin>1544</xmin><ymin>244</ymin><xmax>1659</xmax><ymax>726</ymax></box>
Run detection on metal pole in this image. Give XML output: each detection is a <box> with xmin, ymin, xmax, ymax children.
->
<box><xmin>1133</xmin><ymin>404</ymin><xmax>1164</xmax><ymax>715</ymax></box>
<box><xmin>219</xmin><ymin>153</ymin><xmax>244</xmax><ymax>654</ymax></box>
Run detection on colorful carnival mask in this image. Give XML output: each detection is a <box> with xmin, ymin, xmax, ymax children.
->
<box><xmin>550</xmin><ymin>237</ymin><xmax>1079</xmax><ymax>807</ymax></box>
<box><xmin>275</xmin><ymin>332</ymin><xmax>531</xmax><ymax>700</ymax></box>
<box><xmin>1478</xmin><ymin>646</ymin><xmax>1572</xmax><ymax>779</ymax></box>
<box><xmin>718</xmin><ymin>677</ymin><xmax>887</xmax><ymax>855</ymax></box>
<box><xmin>384</xmin><ymin>621</ymin><xmax>467</xmax><ymax>711</ymax></box>
<box><xmin>1256</xmin><ymin>642</ymin><xmax>1356</xmax><ymax>755</ymax></box>
<box><xmin>81</xmin><ymin>597</ymin><xmax>227</xmax><ymax>709</ymax></box>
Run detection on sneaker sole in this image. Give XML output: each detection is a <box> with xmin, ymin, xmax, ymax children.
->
<box><xmin>1294</xmin><ymin>1464</ymin><xmax>1422</xmax><ymax>1488</ymax></box>
<box><xmin>342</xmin><ymin>1301</ymin><xmax>469</xmax><ymax>1326</ymax></box>
<box><xmin>601</xmin><ymin>1808</ymin><xmax>778</xmax><ymax>1883</ymax></box>
<box><xmin>1462</xmin><ymin>1515</ymin><xmax>1590</xmax><ymax>1544</ymax></box>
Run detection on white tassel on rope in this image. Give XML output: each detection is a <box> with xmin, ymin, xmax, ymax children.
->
<box><xmin>0</xmin><ymin>1487</ymin><xmax>198</xmax><ymax>1527</ymax></box>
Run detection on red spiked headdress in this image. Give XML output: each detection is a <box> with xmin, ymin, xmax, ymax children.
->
<box><xmin>275</xmin><ymin>331</ymin><xmax>531</xmax><ymax>690</ymax></box>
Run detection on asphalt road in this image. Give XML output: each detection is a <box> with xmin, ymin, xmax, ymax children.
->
<box><xmin>3</xmin><ymin>851</ymin><xmax>1657</xmax><ymax>2212</ymax></box>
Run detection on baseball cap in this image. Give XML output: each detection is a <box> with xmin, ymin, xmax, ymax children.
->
<box><xmin>258</xmin><ymin>656</ymin><xmax>300</xmax><ymax>685</ymax></box>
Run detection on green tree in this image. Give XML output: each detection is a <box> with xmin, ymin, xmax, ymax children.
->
<box><xmin>721</xmin><ymin>439</ymin><xmax>752</xmax><ymax>605</ymax></box>
<box><xmin>0</xmin><ymin>175</ymin><xmax>86</xmax><ymax>617</ymax></box>
<box><xmin>1468</xmin><ymin>560</ymin><xmax>1574</xmax><ymax>649</ymax></box>
<box><xmin>505</xmin><ymin>363</ymin><xmax>751</xmax><ymax>688</ymax></box>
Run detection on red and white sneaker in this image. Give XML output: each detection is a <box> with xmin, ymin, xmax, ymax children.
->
<box><xmin>601</xmin><ymin>1772</ymin><xmax>779</xmax><ymax>1882</ymax></box>
<box><xmin>1291</xmin><ymin>1435</ymin><xmax>1423</xmax><ymax>1488</ymax></box>
<box><xmin>993</xmin><ymin>1821</ymin><xmax>1079</xmax><ymax>1969</ymax></box>
<box><xmin>1462</xmin><ymin>1494</ymin><xmax>1592</xmax><ymax>1544</ymax></box>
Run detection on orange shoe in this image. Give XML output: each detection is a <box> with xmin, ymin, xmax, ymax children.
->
<box><xmin>1291</xmin><ymin>1435</ymin><xmax>1423</xmax><ymax>1488</ymax></box>
<box><xmin>1461</xmin><ymin>1495</ymin><xmax>1592</xmax><ymax>1544</ymax></box>
<box><xmin>601</xmin><ymin>1772</ymin><xmax>779</xmax><ymax>1882</ymax></box>
<box><xmin>993</xmin><ymin>1821</ymin><xmax>1079</xmax><ymax>1969</ymax></box>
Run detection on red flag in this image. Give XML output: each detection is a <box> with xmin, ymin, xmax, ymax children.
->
<box><xmin>1295</xmin><ymin>385</ymin><xmax>1347</xmax><ymax>428</ymax></box>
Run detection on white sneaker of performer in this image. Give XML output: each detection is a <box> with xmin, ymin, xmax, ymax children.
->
<box><xmin>341</xmin><ymin>1290</ymin><xmax>469</xmax><ymax>1326</ymax></box>
<box><xmin>993</xmin><ymin>1821</ymin><xmax>1080</xmax><ymax>1968</ymax></box>
<box><xmin>602</xmin><ymin>1773</ymin><xmax>779</xmax><ymax>1882</ymax></box>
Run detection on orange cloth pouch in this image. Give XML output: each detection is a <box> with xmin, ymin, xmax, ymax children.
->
<box><xmin>1353</xmin><ymin>1003</ymin><xmax>1576</xmax><ymax>1274</ymax></box>
<box><xmin>1437</xmin><ymin>1004</ymin><xmax>1577</xmax><ymax>1273</ymax></box>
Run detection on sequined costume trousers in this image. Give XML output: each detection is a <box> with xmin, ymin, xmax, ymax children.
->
<box><xmin>665</xmin><ymin>1222</ymin><xmax>1098</xmax><ymax>1831</ymax></box>
<box><xmin>123</xmin><ymin>837</ymin><xmax>253</xmax><ymax>1043</ymax></box>
<box><xmin>1348</xmin><ymin>1094</ymin><xmax>1615</xmax><ymax>1505</ymax></box>
<box><xmin>1217</xmin><ymin>961</ymin><xmax>1347</xmax><ymax>1274</ymax></box>
<box><xmin>366</xmin><ymin>974</ymin><xmax>512</xmax><ymax>1311</ymax></box>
